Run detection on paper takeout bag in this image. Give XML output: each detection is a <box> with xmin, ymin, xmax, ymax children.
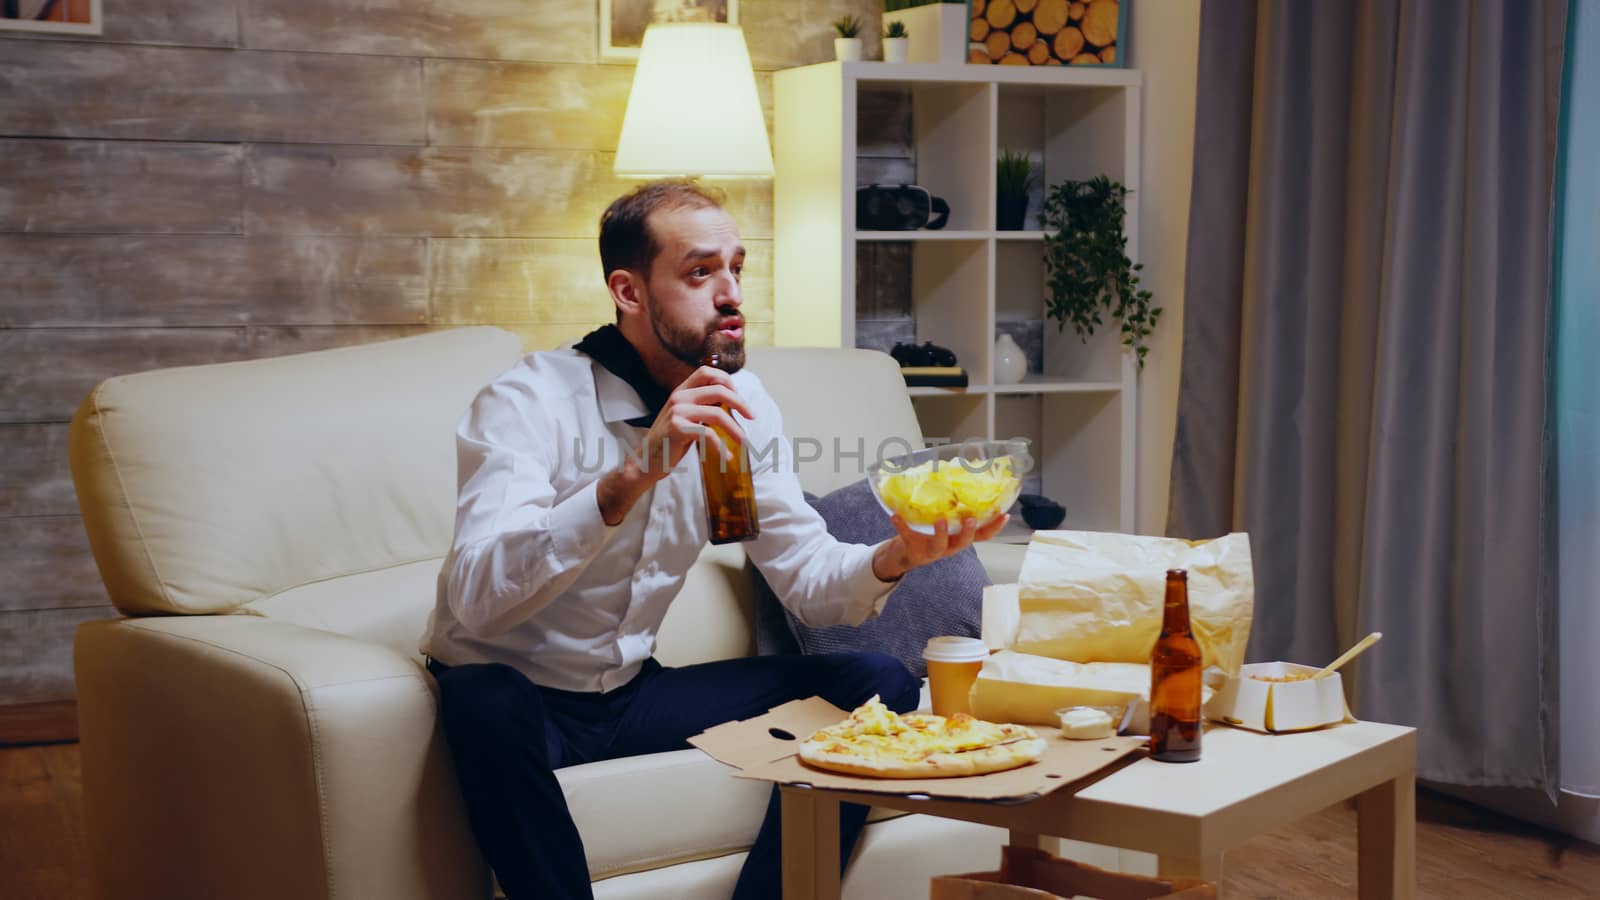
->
<box><xmin>969</xmin><ymin>650</ymin><xmax>1150</xmax><ymax>730</ymax></box>
<box><xmin>1014</xmin><ymin>531</ymin><xmax>1255</xmax><ymax>676</ymax></box>
<box><xmin>969</xmin><ymin>650</ymin><xmax>1217</xmax><ymax>732</ymax></box>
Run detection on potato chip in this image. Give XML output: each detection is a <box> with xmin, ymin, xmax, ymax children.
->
<box><xmin>874</xmin><ymin>456</ymin><xmax>1019</xmax><ymax>530</ymax></box>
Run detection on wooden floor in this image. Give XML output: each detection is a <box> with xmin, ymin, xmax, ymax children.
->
<box><xmin>2</xmin><ymin>743</ymin><xmax>87</xmax><ymax>900</ymax></box>
<box><xmin>3</xmin><ymin>742</ymin><xmax>1597</xmax><ymax>899</ymax></box>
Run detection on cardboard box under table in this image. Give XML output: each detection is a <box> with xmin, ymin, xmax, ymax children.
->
<box><xmin>694</xmin><ymin>698</ymin><xmax>1420</xmax><ymax>900</ymax></box>
<box><xmin>933</xmin><ymin>845</ymin><xmax>1215</xmax><ymax>900</ymax></box>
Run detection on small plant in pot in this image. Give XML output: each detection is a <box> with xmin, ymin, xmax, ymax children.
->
<box><xmin>1038</xmin><ymin>175</ymin><xmax>1160</xmax><ymax>366</ymax></box>
<box><xmin>833</xmin><ymin>15</ymin><xmax>863</xmax><ymax>61</ymax></box>
<box><xmin>883</xmin><ymin>19</ymin><xmax>909</xmax><ymax>62</ymax></box>
<box><xmin>996</xmin><ymin>150</ymin><xmax>1037</xmax><ymax>231</ymax></box>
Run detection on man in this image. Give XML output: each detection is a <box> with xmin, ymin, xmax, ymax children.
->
<box><xmin>420</xmin><ymin>179</ymin><xmax>1006</xmax><ymax>899</ymax></box>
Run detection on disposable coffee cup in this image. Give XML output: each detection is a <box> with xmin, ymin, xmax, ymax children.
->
<box><xmin>924</xmin><ymin>636</ymin><xmax>989</xmax><ymax>718</ymax></box>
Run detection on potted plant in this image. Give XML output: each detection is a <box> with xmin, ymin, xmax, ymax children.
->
<box><xmin>833</xmin><ymin>15</ymin><xmax>863</xmax><ymax>61</ymax></box>
<box><xmin>1038</xmin><ymin>176</ymin><xmax>1160</xmax><ymax>366</ymax></box>
<box><xmin>996</xmin><ymin>150</ymin><xmax>1037</xmax><ymax>230</ymax></box>
<box><xmin>883</xmin><ymin>20</ymin><xmax>910</xmax><ymax>63</ymax></box>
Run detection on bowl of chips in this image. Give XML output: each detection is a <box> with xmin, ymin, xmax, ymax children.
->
<box><xmin>868</xmin><ymin>439</ymin><xmax>1029</xmax><ymax>535</ymax></box>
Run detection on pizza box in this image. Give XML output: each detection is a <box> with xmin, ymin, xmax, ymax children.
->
<box><xmin>689</xmin><ymin>696</ymin><xmax>1145</xmax><ymax>801</ymax></box>
<box><xmin>1204</xmin><ymin>661</ymin><xmax>1355</xmax><ymax>734</ymax></box>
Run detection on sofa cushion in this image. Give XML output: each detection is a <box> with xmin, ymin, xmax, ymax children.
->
<box><xmin>589</xmin><ymin>811</ymin><xmax>1008</xmax><ymax>899</ymax></box>
<box><xmin>245</xmin><ymin>557</ymin><xmax>444</xmax><ymax>661</ymax></box>
<box><xmin>744</xmin><ymin>347</ymin><xmax>925</xmax><ymax>496</ymax></box>
<box><xmin>68</xmin><ymin>326</ymin><xmax>524</xmax><ymax>616</ymax></box>
<box><xmin>561</xmin><ymin>747</ymin><xmax>913</xmax><ymax>883</ymax></box>
<box><xmin>557</xmin><ymin>748</ymin><xmax>769</xmax><ymax>880</ymax></box>
<box><xmin>654</xmin><ymin>542</ymin><xmax>759</xmax><ymax>667</ymax></box>
<box><xmin>754</xmin><ymin>479</ymin><xmax>989</xmax><ymax>679</ymax></box>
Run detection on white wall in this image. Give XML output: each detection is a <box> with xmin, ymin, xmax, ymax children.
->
<box><xmin>1049</xmin><ymin>6</ymin><xmax>1202</xmax><ymax>871</ymax></box>
<box><xmin>1130</xmin><ymin>0</ymin><xmax>1201</xmax><ymax>535</ymax></box>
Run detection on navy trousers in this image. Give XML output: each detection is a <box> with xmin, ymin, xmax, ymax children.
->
<box><xmin>432</xmin><ymin>651</ymin><xmax>921</xmax><ymax>900</ymax></box>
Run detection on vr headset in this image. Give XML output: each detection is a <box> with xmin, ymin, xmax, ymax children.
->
<box><xmin>855</xmin><ymin>185</ymin><xmax>950</xmax><ymax>231</ymax></box>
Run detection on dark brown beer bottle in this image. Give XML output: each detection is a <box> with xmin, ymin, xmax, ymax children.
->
<box><xmin>1150</xmin><ymin>568</ymin><xmax>1203</xmax><ymax>762</ymax></box>
<box><xmin>699</xmin><ymin>353</ymin><xmax>760</xmax><ymax>545</ymax></box>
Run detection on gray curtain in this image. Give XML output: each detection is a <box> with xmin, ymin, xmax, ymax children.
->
<box><xmin>1168</xmin><ymin>0</ymin><xmax>1567</xmax><ymax>790</ymax></box>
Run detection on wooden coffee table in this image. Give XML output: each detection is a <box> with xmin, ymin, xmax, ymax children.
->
<box><xmin>781</xmin><ymin>721</ymin><xmax>1416</xmax><ymax>899</ymax></box>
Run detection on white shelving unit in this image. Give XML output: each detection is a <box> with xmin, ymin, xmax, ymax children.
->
<box><xmin>774</xmin><ymin>60</ymin><xmax>1142</xmax><ymax>534</ymax></box>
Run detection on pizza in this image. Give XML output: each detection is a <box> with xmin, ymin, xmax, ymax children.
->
<box><xmin>797</xmin><ymin>695</ymin><xmax>1047</xmax><ymax>779</ymax></box>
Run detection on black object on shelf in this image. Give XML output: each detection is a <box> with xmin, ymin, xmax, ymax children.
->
<box><xmin>890</xmin><ymin>341</ymin><xmax>965</xmax><ymax>387</ymax></box>
<box><xmin>890</xmin><ymin>341</ymin><xmax>958</xmax><ymax>368</ymax></box>
<box><xmin>900</xmin><ymin>366</ymin><xmax>968</xmax><ymax>388</ymax></box>
<box><xmin>1019</xmin><ymin>494</ymin><xmax>1066</xmax><ymax>530</ymax></box>
<box><xmin>856</xmin><ymin>185</ymin><xmax>950</xmax><ymax>230</ymax></box>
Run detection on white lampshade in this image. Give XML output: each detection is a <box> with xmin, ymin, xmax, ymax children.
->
<box><xmin>614</xmin><ymin>23</ymin><xmax>774</xmax><ymax>179</ymax></box>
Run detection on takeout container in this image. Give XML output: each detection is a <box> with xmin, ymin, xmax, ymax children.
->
<box><xmin>1054</xmin><ymin>704</ymin><xmax>1130</xmax><ymax>740</ymax></box>
<box><xmin>1204</xmin><ymin>662</ymin><xmax>1352</xmax><ymax>733</ymax></box>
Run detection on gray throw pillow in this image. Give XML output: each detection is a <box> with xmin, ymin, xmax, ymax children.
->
<box><xmin>753</xmin><ymin>478</ymin><xmax>990</xmax><ymax>679</ymax></box>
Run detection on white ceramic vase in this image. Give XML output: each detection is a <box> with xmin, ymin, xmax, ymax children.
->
<box><xmin>883</xmin><ymin>37</ymin><xmax>909</xmax><ymax>63</ymax></box>
<box><xmin>994</xmin><ymin>333</ymin><xmax>1027</xmax><ymax>385</ymax></box>
<box><xmin>834</xmin><ymin>37</ymin><xmax>862</xmax><ymax>62</ymax></box>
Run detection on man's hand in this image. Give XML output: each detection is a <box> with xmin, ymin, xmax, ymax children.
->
<box><xmin>597</xmin><ymin>365</ymin><xmax>755</xmax><ymax>525</ymax></box>
<box><xmin>871</xmin><ymin>513</ymin><xmax>1010</xmax><ymax>582</ymax></box>
<box><xmin>639</xmin><ymin>364</ymin><xmax>755</xmax><ymax>479</ymax></box>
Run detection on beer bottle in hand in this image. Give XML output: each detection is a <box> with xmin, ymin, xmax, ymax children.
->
<box><xmin>1150</xmin><ymin>568</ymin><xmax>1203</xmax><ymax>762</ymax></box>
<box><xmin>699</xmin><ymin>353</ymin><xmax>760</xmax><ymax>545</ymax></box>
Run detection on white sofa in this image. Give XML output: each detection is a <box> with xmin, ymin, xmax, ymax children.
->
<box><xmin>68</xmin><ymin>326</ymin><xmax>1029</xmax><ymax>900</ymax></box>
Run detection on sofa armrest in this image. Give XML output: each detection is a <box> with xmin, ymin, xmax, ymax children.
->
<box><xmin>75</xmin><ymin>615</ymin><xmax>489</xmax><ymax>900</ymax></box>
<box><xmin>974</xmin><ymin>540</ymin><xmax>1027</xmax><ymax>586</ymax></box>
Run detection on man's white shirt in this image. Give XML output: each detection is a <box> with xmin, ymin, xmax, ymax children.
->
<box><xmin>420</xmin><ymin>348</ymin><xmax>899</xmax><ymax>693</ymax></box>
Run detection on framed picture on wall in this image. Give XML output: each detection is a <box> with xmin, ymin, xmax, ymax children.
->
<box><xmin>966</xmin><ymin>0</ymin><xmax>1126</xmax><ymax>67</ymax></box>
<box><xmin>601</xmin><ymin>0</ymin><xmax>736</xmax><ymax>61</ymax></box>
<box><xmin>1</xmin><ymin>0</ymin><xmax>102</xmax><ymax>34</ymax></box>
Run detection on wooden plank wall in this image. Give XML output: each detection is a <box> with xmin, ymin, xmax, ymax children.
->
<box><xmin>0</xmin><ymin>0</ymin><xmax>886</xmax><ymax>709</ymax></box>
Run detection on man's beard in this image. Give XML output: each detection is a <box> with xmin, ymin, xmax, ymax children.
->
<box><xmin>649</xmin><ymin>300</ymin><xmax>744</xmax><ymax>373</ymax></box>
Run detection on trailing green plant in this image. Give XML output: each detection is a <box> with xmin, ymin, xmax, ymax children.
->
<box><xmin>996</xmin><ymin>150</ymin><xmax>1037</xmax><ymax>198</ymax></box>
<box><xmin>884</xmin><ymin>20</ymin><xmax>908</xmax><ymax>38</ymax></box>
<box><xmin>1038</xmin><ymin>176</ymin><xmax>1160</xmax><ymax>366</ymax></box>
<box><xmin>833</xmin><ymin>15</ymin><xmax>862</xmax><ymax>38</ymax></box>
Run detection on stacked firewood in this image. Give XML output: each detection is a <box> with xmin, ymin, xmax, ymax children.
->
<box><xmin>967</xmin><ymin>0</ymin><xmax>1120</xmax><ymax>66</ymax></box>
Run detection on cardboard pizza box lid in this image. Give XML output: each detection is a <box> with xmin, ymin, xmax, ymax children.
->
<box><xmin>690</xmin><ymin>697</ymin><xmax>1146</xmax><ymax>801</ymax></box>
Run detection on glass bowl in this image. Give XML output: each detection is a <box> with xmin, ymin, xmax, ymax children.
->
<box><xmin>867</xmin><ymin>438</ymin><xmax>1030</xmax><ymax>535</ymax></box>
